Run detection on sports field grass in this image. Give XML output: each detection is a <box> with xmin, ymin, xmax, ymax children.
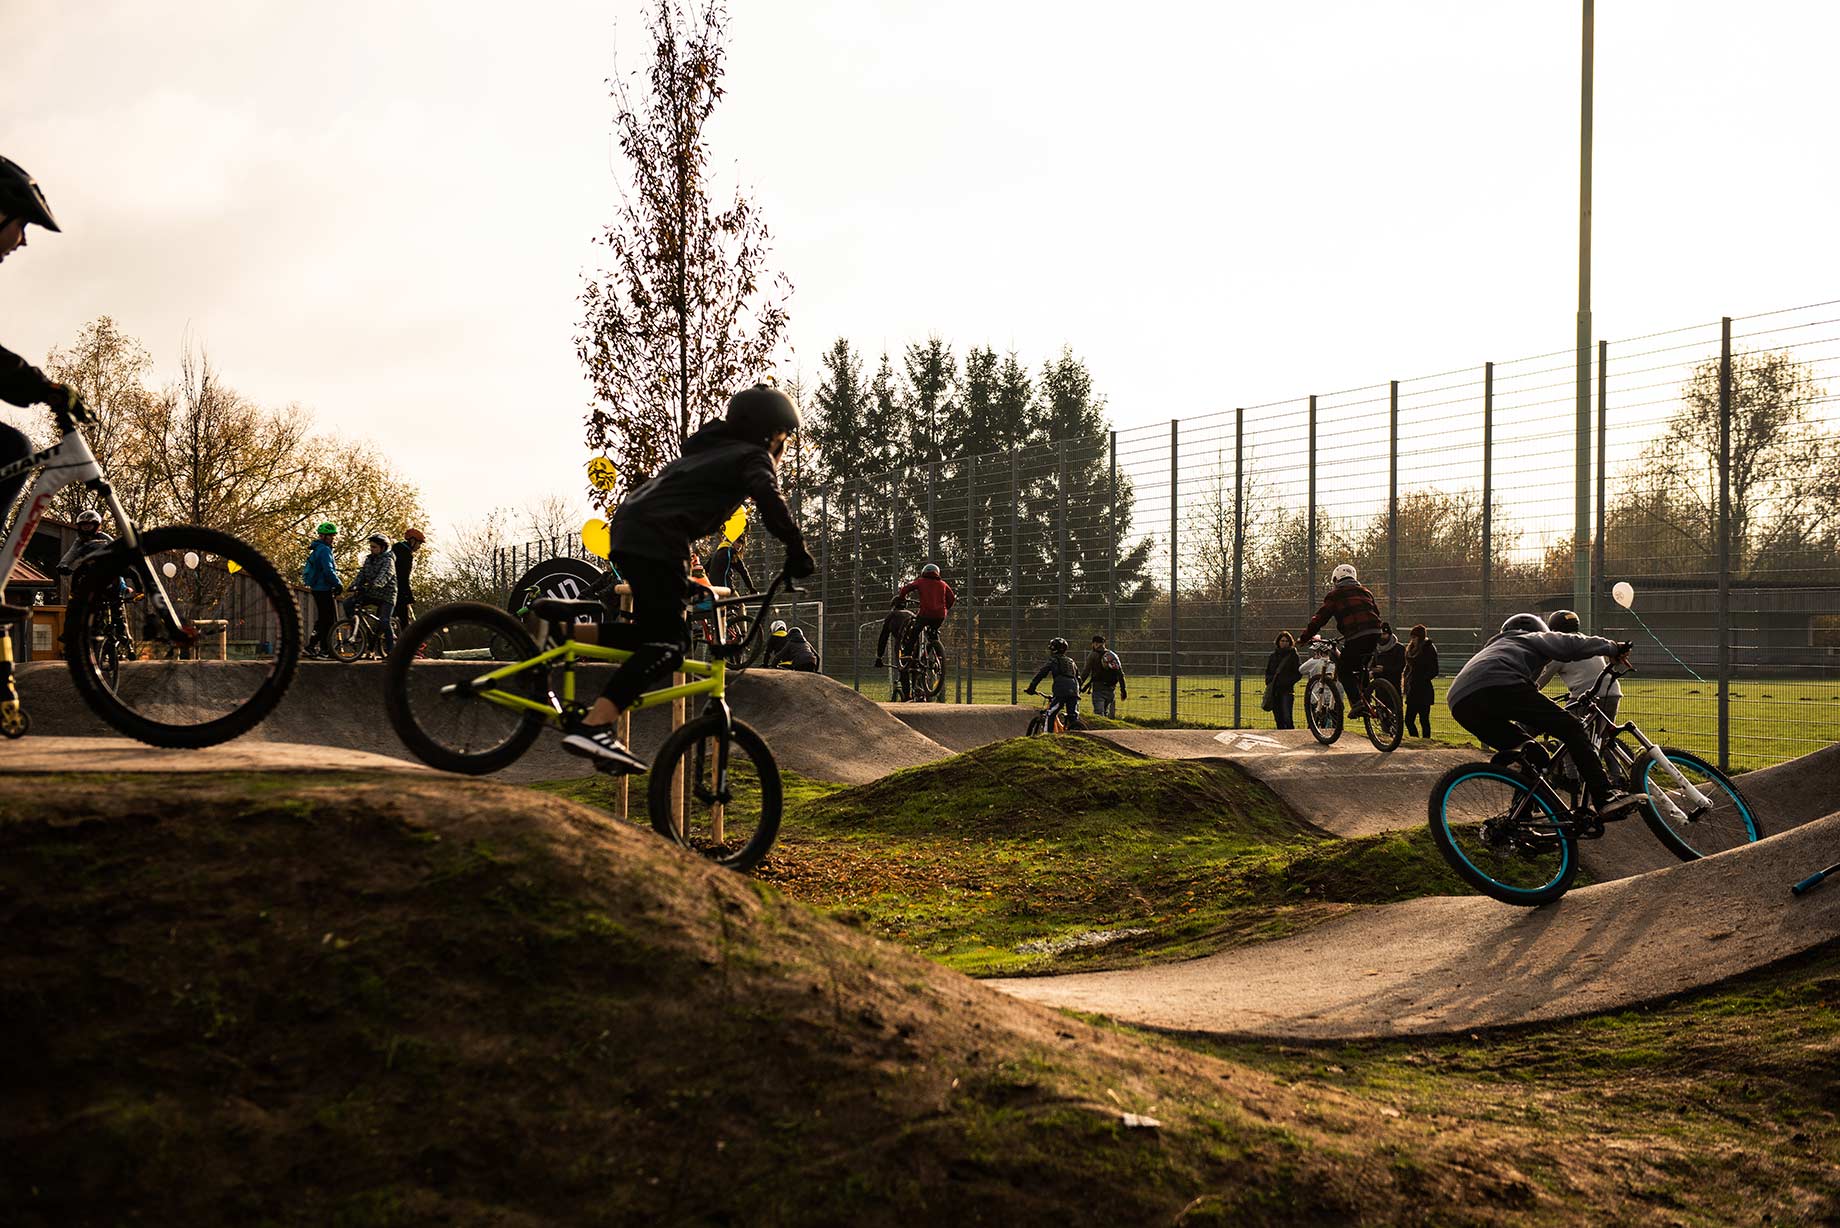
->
<box><xmin>869</xmin><ymin>667</ymin><xmax>1837</xmax><ymax>771</ymax></box>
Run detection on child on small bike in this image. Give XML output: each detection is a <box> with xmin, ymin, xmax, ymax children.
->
<box><xmin>1538</xmin><ymin>608</ymin><xmax>1623</xmax><ymax>727</ymax></box>
<box><xmin>1301</xmin><ymin>563</ymin><xmax>1383</xmax><ymax>717</ymax></box>
<box><xmin>561</xmin><ymin>384</ymin><xmax>815</xmax><ymax>771</ymax></box>
<box><xmin>347</xmin><ymin>534</ymin><xmax>398</xmax><ymax>654</ymax></box>
<box><xmin>1445</xmin><ymin>612</ymin><xmax>1641</xmax><ymax>819</ymax></box>
<box><xmin>1025</xmin><ymin>636</ymin><xmax>1082</xmax><ymax>729</ymax></box>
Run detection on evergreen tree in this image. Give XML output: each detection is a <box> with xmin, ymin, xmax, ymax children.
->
<box><xmin>958</xmin><ymin>345</ymin><xmax>1002</xmax><ymax>457</ymax></box>
<box><xmin>807</xmin><ymin>338</ymin><xmax>871</xmax><ymax>489</ymax></box>
<box><xmin>994</xmin><ymin>351</ymin><xmax>1036</xmax><ymax>452</ymax></box>
<box><xmin>902</xmin><ymin>336</ymin><xmax>957</xmax><ymax>465</ymax></box>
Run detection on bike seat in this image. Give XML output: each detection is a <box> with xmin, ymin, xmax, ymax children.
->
<box><xmin>0</xmin><ymin>605</ymin><xmax>31</xmax><ymax>627</ymax></box>
<box><xmin>530</xmin><ymin>598</ymin><xmax>604</xmax><ymax>624</ymax></box>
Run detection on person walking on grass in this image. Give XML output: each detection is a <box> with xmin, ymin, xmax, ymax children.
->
<box><xmin>1264</xmin><ymin>630</ymin><xmax>1302</xmax><ymax>729</ymax></box>
<box><xmin>1403</xmin><ymin>623</ymin><xmax>1438</xmax><ymax>738</ymax></box>
<box><xmin>302</xmin><ymin>522</ymin><xmax>343</xmax><ymax>659</ymax></box>
<box><xmin>1080</xmin><ymin>633</ymin><xmax>1127</xmax><ymax>717</ymax></box>
<box><xmin>1025</xmin><ymin>636</ymin><xmax>1082</xmax><ymax>730</ymax></box>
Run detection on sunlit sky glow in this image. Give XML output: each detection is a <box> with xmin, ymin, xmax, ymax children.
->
<box><xmin>5</xmin><ymin>0</ymin><xmax>1838</xmax><ymax>539</ymax></box>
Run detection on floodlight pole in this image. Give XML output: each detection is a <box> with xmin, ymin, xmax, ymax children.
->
<box><xmin>1573</xmin><ymin>0</ymin><xmax>1595</xmax><ymax>621</ymax></box>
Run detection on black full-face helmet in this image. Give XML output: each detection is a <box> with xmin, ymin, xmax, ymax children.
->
<box><xmin>725</xmin><ymin>383</ymin><xmax>801</xmax><ymax>443</ymax></box>
<box><xmin>1547</xmin><ymin>609</ymin><xmax>1581</xmax><ymax>633</ymax></box>
<box><xmin>0</xmin><ymin>156</ymin><xmax>59</xmax><ymax>232</ymax></box>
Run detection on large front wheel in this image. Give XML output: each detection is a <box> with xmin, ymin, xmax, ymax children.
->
<box><xmin>64</xmin><ymin>525</ymin><xmax>301</xmax><ymax>747</ymax></box>
<box><xmin>648</xmin><ymin>715</ymin><xmax>782</xmax><ymax>872</ymax></box>
<box><xmin>1634</xmin><ymin>747</ymin><xmax>1761</xmax><ymax>860</ymax></box>
<box><xmin>385</xmin><ymin>603</ymin><xmax>547</xmax><ymax>774</ymax></box>
<box><xmin>1304</xmin><ymin>677</ymin><xmax>1343</xmax><ymax>745</ymax></box>
<box><xmin>1428</xmin><ymin>763</ymin><xmax>1578</xmax><ymax>906</ymax></box>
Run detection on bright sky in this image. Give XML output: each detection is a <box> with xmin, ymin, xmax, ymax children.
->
<box><xmin>5</xmin><ymin>0</ymin><xmax>1838</xmax><ymax>542</ymax></box>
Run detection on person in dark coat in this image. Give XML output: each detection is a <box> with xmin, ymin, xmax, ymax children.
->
<box><xmin>1403</xmin><ymin>623</ymin><xmax>1439</xmax><ymax>738</ymax></box>
<box><xmin>1370</xmin><ymin>621</ymin><xmax>1407</xmax><ymax>698</ymax></box>
<box><xmin>1264</xmin><ymin>631</ymin><xmax>1302</xmax><ymax>729</ymax></box>
<box><xmin>391</xmin><ymin>528</ymin><xmax>424</xmax><ymax>631</ymax></box>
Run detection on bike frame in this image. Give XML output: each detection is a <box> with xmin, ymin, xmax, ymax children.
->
<box><xmin>0</xmin><ymin>426</ymin><xmax>184</xmax><ymax>635</ymax></box>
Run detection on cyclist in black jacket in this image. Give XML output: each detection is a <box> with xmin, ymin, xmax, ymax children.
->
<box><xmin>1</xmin><ymin>156</ymin><xmax>91</xmax><ymax>621</ymax></box>
<box><xmin>561</xmin><ymin>384</ymin><xmax>815</xmax><ymax>770</ymax></box>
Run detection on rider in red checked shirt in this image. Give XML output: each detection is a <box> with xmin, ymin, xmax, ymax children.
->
<box><xmin>895</xmin><ymin>563</ymin><xmax>955</xmax><ymax>662</ymax></box>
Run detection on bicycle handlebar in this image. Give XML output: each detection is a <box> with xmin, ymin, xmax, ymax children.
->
<box><xmin>712</xmin><ymin>568</ymin><xmax>804</xmax><ymax>661</ymax></box>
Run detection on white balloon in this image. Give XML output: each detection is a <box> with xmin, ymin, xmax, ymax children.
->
<box><xmin>183</xmin><ymin>551</ymin><xmax>200</xmax><ymax>569</ymax></box>
<box><xmin>1612</xmin><ymin>581</ymin><xmax>1635</xmax><ymax>609</ymax></box>
<box><xmin>161</xmin><ymin>561</ymin><xmax>178</xmax><ymax>578</ymax></box>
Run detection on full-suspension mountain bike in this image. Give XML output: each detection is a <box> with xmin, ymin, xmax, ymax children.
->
<box><xmin>385</xmin><ymin>569</ymin><xmax>804</xmax><ymax>872</ymax></box>
<box><xmin>1299</xmin><ymin>636</ymin><xmax>1401</xmax><ymax>751</ymax></box>
<box><xmin>1427</xmin><ymin>657</ymin><xmax>1761</xmax><ymax>906</ymax></box>
<box><xmin>0</xmin><ymin>401</ymin><xmax>300</xmax><ymax>745</ymax></box>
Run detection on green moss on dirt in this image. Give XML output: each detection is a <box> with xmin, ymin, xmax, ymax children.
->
<box><xmin>737</xmin><ymin>737</ymin><xmax>1475</xmax><ymax>975</ymax></box>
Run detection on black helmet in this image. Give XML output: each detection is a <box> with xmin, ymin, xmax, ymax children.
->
<box><xmin>0</xmin><ymin>156</ymin><xmax>60</xmax><ymax>232</ymax></box>
<box><xmin>1500</xmin><ymin>613</ymin><xmax>1548</xmax><ymax>635</ymax></box>
<box><xmin>725</xmin><ymin>383</ymin><xmax>800</xmax><ymax>443</ymax></box>
<box><xmin>1049</xmin><ymin>636</ymin><xmax>1069</xmax><ymax>653</ymax></box>
<box><xmin>1547</xmin><ymin>609</ymin><xmax>1581</xmax><ymax>633</ymax></box>
<box><xmin>920</xmin><ymin>562</ymin><xmax>940</xmax><ymax>578</ymax></box>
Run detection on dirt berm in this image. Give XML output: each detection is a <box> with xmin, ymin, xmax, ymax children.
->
<box><xmin>13</xmin><ymin>661</ymin><xmax>951</xmax><ymax>785</ymax></box>
<box><xmin>0</xmin><ymin>766</ymin><xmax>1645</xmax><ymax>1226</ymax></box>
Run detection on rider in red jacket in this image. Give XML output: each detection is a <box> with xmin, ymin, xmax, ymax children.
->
<box><xmin>895</xmin><ymin>563</ymin><xmax>956</xmax><ymax>659</ymax></box>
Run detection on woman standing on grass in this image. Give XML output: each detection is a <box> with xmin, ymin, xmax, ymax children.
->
<box><xmin>1403</xmin><ymin>624</ymin><xmax>1439</xmax><ymax>738</ymax></box>
<box><xmin>1264</xmin><ymin>631</ymin><xmax>1302</xmax><ymax>729</ymax></box>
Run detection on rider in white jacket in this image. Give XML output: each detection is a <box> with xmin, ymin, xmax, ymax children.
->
<box><xmin>1535</xmin><ymin>609</ymin><xmax>1622</xmax><ymax>724</ymax></box>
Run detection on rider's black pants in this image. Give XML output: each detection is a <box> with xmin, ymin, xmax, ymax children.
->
<box><xmin>597</xmin><ymin>552</ymin><xmax>690</xmax><ymax>711</ymax></box>
<box><xmin>1337</xmin><ymin>632</ymin><xmax>1378</xmax><ymax>710</ymax></box>
<box><xmin>0</xmin><ymin>423</ymin><xmax>31</xmax><ymax>551</ymax></box>
<box><xmin>307</xmin><ymin>590</ymin><xmax>337</xmax><ymax>653</ymax></box>
<box><xmin>1449</xmin><ymin>682</ymin><xmax>1614</xmax><ymax>805</ymax></box>
<box><xmin>903</xmin><ymin>614</ymin><xmax>943</xmax><ymax>657</ymax></box>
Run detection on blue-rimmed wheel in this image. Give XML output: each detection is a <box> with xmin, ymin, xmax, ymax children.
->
<box><xmin>1428</xmin><ymin>763</ymin><xmax>1579</xmax><ymax>906</ymax></box>
<box><xmin>1634</xmin><ymin>747</ymin><xmax>1761</xmax><ymax>861</ymax></box>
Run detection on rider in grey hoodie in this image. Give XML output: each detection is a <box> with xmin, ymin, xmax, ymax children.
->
<box><xmin>1446</xmin><ymin>613</ymin><xmax>1640</xmax><ymax>817</ymax></box>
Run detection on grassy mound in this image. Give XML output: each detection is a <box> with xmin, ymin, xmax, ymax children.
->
<box><xmin>761</xmin><ymin>737</ymin><xmax>1472</xmax><ymax>974</ymax></box>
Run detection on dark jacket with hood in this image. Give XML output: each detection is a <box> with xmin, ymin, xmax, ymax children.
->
<box><xmin>0</xmin><ymin>343</ymin><xmax>59</xmax><ymax>411</ymax></box>
<box><xmin>767</xmin><ymin>626</ymin><xmax>820</xmax><ymax>671</ymax></box>
<box><xmin>608</xmin><ymin>420</ymin><xmax>805</xmax><ymax>563</ymax></box>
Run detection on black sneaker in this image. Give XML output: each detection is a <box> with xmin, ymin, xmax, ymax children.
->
<box><xmin>1590</xmin><ymin>789</ymin><xmax>1647</xmax><ymax>819</ymax></box>
<box><xmin>561</xmin><ymin>726</ymin><xmax>648</xmax><ymax>774</ymax></box>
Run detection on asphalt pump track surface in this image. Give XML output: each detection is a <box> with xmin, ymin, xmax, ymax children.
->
<box><xmin>12</xmin><ymin>661</ymin><xmax>953</xmax><ymax>786</ymax></box>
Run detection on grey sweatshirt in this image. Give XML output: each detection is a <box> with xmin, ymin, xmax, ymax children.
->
<box><xmin>1446</xmin><ymin>631</ymin><xmax>1621</xmax><ymax>709</ymax></box>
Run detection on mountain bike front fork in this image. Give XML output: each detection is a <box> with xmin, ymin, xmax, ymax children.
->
<box><xmin>1610</xmin><ymin>720</ymin><xmax>1713</xmax><ymax>820</ymax></box>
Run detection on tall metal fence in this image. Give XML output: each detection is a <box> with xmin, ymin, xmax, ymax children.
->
<box><xmin>502</xmin><ymin>299</ymin><xmax>1840</xmax><ymax>772</ymax></box>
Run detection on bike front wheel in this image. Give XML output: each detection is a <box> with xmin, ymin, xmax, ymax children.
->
<box><xmin>1634</xmin><ymin>747</ymin><xmax>1761</xmax><ymax>861</ymax></box>
<box><xmin>330</xmin><ymin>618</ymin><xmax>367</xmax><ymax>663</ymax></box>
<box><xmin>922</xmin><ymin>643</ymin><xmax>946</xmax><ymax>700</ymax></box>
<box><xmin>1304</xmin><ymin>677</ymin><xmax>1342</xmax><ymax>745</ymax></box>
<box><xmin>1428</xmin><ymin>763</ymin><xmax>1578</xmax><ymax>906</ymax></box>
<box><xmin>648</xmin><ymin>715</ymin><xmax>782</xmax><ymax>872</ymax></box>
<box><xmin>1364</xmin><ymin>679</ymin><xmax>1403</xmax><ymax>752</ymax></box>
<box><xmin>64</xmin><ymin>525</ymin><xmax>301</xmax><ymax>748</ymax></box>
<box><xmin>385</xmin><ymin>602</ymin><xmax>547</xmax><ymax>774</ymax></box>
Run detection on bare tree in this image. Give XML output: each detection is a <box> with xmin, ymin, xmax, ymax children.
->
<box><xmin>41</xmin><ymin>316</ymin><xmax>155</xmax><ymax>522</ymax></box>
<box><xmin>576</xmin><ymin>0</ymin><xmax>792</xmax><ymax>510</ymax></box>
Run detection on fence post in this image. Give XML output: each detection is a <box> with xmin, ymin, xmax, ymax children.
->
<box><xmin>1718</xmin><ymin>316</ymin><xmax>1732</xmax><ymax>771</ymax></box>
<box><xmin>1388</xmin><ymin>379</ymin><xmax>1399</xmax><ymax>616</ymax></box>
<box><xmin>927</xmin><ymin>461</ymin><xmax>938</xmax><ymax>565</ymax></box>
<box><xmin>1108</xmin><ymin>430</ymin><xmax>1118</xmax><ymax>647</ymax></box>
<box><xmin>1056</xmin><ymin>439</ymin><xmax>1069</xmax><ymax>613</ymax></box>
<box><xmin>1480</xmin><ymin>363</ymin><xmax>1493</xmax><ymax>644</ymax></box>
<box><xmin>966</xmin><ymin>454</ymin><xmax>976</xmax><ymax>704</ymax></box>
<box><xmin>819</xmin><ymin>488</ymin><xmax>830</xmax><ymax>676</ymax></box>
<box><xmin>1010</xmin><ymin>451</ymin><xmax>1020</xmax><ymax>704</ymax></box>
<box><xmin>851</xmin><ymin>482</ymin><xmax>862</xmax><ymax>694</ymax></box>
<box><xmin>1594</xmin><ymin>339</ymin><xmax>1608</xmax><ymax>633</ymax></box>
<box><xmin>1169</xmin><ymin>419</ymin><xmax>1178</xmax><ymax>721</ymax></box>
<box><xmin>1232</xmin><ymin>407</ymin><xmax>1245</xmax><ymax>729</ymax></box>
<box><xmin>1306</xmin><ymin>394</ymin><xmax>1318</xmax><ymax>603</ymax></box>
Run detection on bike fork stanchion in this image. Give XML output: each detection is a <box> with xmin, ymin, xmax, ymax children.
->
<box><xmin>617</xmin><ymin>591</ymin><xmax>633</xmax><ymax>824</ymax></box>
<box><xmin>671</xmin><ymin>674</ymin><xmax>686</xmax><ymax>839</ymax></box>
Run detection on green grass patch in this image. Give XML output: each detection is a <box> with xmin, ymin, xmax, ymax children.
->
<box><xmin>737</xmin><ymin>737</ymin><xmax>1474</xmax><ymax>975</ymax></box>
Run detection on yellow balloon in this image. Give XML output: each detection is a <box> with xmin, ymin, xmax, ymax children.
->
<box><xmin>580</xmin><ymin>518</ymin><xmax>611</xmax><ymax>559</ymax></box>
<box><xmin>226</xmin><ymin>559</ymin><xmax>242</xmax><ymax>574</ymax></box>
<box><xmin>721</xmin><ymin>505</ymin><xmax>748</xmax><ymax>544</ymax></box>
<box><xmin>586</xmin><ymin>456</ymin><xmax>619</xmax><ymax>492</ymax></box>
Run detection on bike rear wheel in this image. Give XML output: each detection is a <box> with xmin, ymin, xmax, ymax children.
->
<box><xmin>1304</xmin><ymin>677</ymin><xmax>1342</xmax><ymax>745</ymax></box>
<box><xmin>385</xmin><ymin>603</ymin><xmax>547</xmax><ymax>774</ymax></box>
<box><xmin>64</xmin><ymin>525</ymin><xmax>301</xmax><ymax>748</ymax></box>
<box><xmin>1635</xmin><ymin>747</ymin><xmax>1761</xmax><ymax>861</ymax></box>
<box><xmin>1364</xmin><ymin>679</ymin><xmax>1403</xmax><ymax>752</ymax></box>
<box><xmin>648</xmin><ymin>714</ymin><xmax>782</xmax><ymax>872</ymax></box>
<box><xmin>1428</xmin><ymin>763</ymin><xmax>1578</xmax><ymax>905</ymax></box>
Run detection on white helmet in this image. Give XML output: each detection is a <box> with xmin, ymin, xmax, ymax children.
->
<box><xmin>770</xmin><ymin>620</ymin><xmax>787</xmax><ymax>634</ymax></box>
<box><xmin>1330</xmin><ymin>563</ymin><xmax>1357</xmax><ymax>583</ymax></box>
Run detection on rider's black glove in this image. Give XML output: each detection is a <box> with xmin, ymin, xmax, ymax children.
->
<box><xmin>50</xmin><ymin>383</ymin><xmax>94</xmax><ymax>424</ymax></box>
<box><xmin>786</xmin><ymin>546</ymin><xmax>817</xmax><ymax>579</ymax></box>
